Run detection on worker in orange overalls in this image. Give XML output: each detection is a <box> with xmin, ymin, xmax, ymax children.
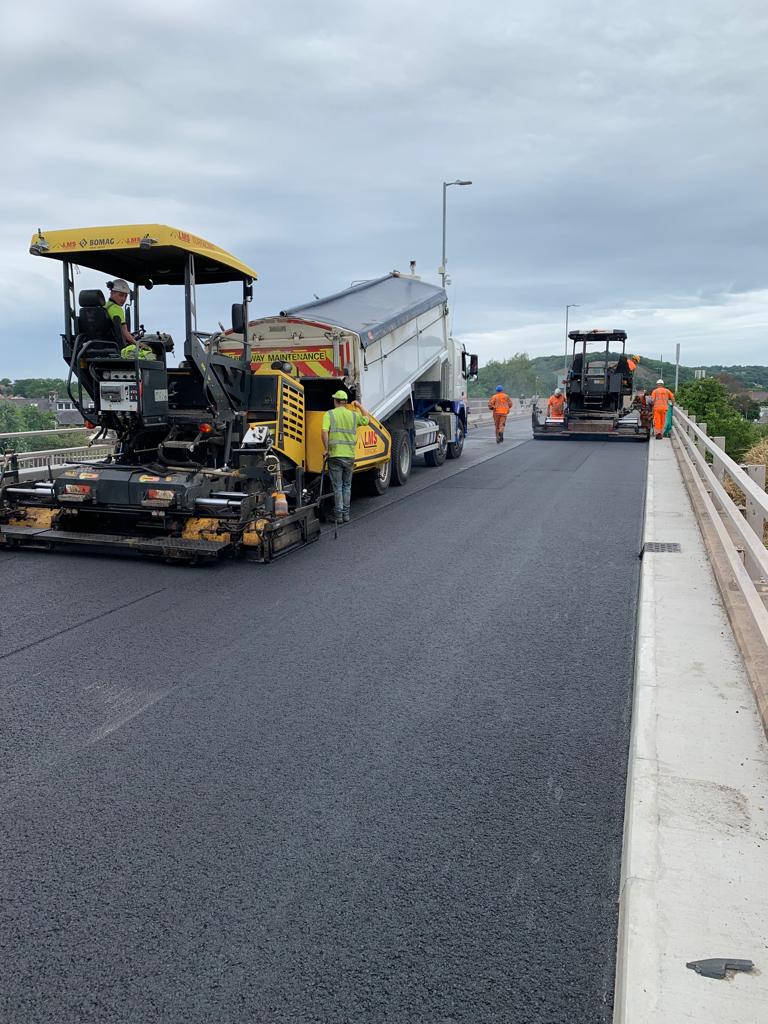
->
<box><xmin>547</xmin><ymin>388</ymin><xmax>566</xmax><ymax>421</ymax></box>
<box><xmin>650</xmin><ymin>379</ymin><xmax>675</xmax><ymax>439</ymax></box>
<box><xmin>488</xmin><ymin>385</ymin><xmax>512</xmax><ymax>443</ymax></box>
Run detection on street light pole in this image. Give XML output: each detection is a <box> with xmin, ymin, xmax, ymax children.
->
<box><xmin>564</xmin><ymin>304</ymin><xmax>580</xmax><ymax>383</ymax></box>
<box><xmin>440</xmin><ymin>179</ymin><xmax>472</xmax><ymax>290</ymax></box>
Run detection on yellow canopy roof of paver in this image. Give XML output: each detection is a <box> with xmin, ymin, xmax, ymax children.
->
<box><xmin>29</xmin><ymin>224</ymin><xmax>258</xmax><ymax>285</ymax></box>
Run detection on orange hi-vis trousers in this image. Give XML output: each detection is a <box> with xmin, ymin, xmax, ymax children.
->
<box><xmin>493</xmin><ymin>412</ymin><xmax>508</xmax><ymax>437</ymax></box>
<box><xmin>653</xmin><ymin>405</ymin><xmax>668</xmax><ymax>435</ymax></box>
<box><xmin>547</xmin><ymin>398</ymin><xmax>566</xmax><ymax>420</ymax></box>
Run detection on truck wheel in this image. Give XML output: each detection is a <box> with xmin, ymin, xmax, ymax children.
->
<box><xmin>424</xmin><ymin>432</ymin><xmax>447</xmax><ymax>467</ymax></box>
<box><xmin>447</xmin><ymin>424</ymin><xmax>465</xmax><ymax>460</ymax></box>
<box><xmin>390</xmin><ymin>430</ymin><xmax>412</xmax><ymax>486</ymax></box>
<box><xmin>359</xmin><ymin>460</ymin><xmax>391</xmax><ymax>496</ymax></box>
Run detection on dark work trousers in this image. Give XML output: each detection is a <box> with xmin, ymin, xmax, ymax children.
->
<box><xmin>328</xmin><ymin>457</ymin><xmax>355</xmax><ymax>519</ymax></box>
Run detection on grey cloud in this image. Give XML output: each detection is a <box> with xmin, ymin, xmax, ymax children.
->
<box><xmin>1</xmin><ymin>0</ymin><xmax>767</xmax><ymax>376</ymax></box>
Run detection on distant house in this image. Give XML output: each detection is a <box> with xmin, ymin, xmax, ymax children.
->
<box><xmin>3</xmin><ymin>396</ymin><xmax>37</xmax><ymax>409</ymax></box>
<box><xmin>747</xmin><ymin>389</ymin><xmax>768</xmax><ymax>403</ymax></box>
<box><xmin>50</xmin><ymin>397</ymin><xmax>86</xmax><ymax>426</ymax></box>
<box><xmin>4</xmin><ymin>392</ymin><xmax>85</xmax><ymax>427</ymax></box>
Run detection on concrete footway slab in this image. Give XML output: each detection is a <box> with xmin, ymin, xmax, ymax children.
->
<box><xmin>615</xmin><ymin>438</ymin><xmax>768</xmax><ymax>1023</ymax></box>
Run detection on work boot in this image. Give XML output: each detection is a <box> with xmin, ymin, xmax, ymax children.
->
<box><xmin>500</xmin><ymin>433</ymin><xmax>504</xmax><ymax>442</ymax></box>
<box><xmin>343</xmin><ymin>513</ymin><xmax>351</xmax><ymax>523</ymax></box>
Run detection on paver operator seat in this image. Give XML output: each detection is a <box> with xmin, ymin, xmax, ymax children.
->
<box><xmin>76</xmin><ymin>289</ymin><xmax>121</xmax><ymax>357</ymax></box>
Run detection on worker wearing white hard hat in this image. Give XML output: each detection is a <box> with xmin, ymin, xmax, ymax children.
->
<box><xmin>650</xmin><ymin>380</ymin><xmax>675</xmax><ymax>439</ymax></box>
<box><xmin>105</xmin><ymin>278</ymin><xmax>152</xmax><ymax>359</ymax></box>
<box><xmin>105</xmin><ymin>279</ymin><xmax>133</xmax><ymax>346</ymax></box>
<box><xmin>547</xmin><ymin>387</ymin><xmax>566</xmax><ymax>421</ymax></box>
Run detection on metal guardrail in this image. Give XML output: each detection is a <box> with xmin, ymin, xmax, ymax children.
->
<box><xmin>1</xmin><ymin>427</ymin><xmax>116</xmax><ymax>482</ymax></box>
<box><xmin>673</xmin><ymin>406</ymin><xmax>768</xmax><ymax>642</ymax></box>
<box><xmin>469</xmin><ymin>397</ymin><xmax>533</xmax><ymax>420</ymax></box>
<box><xmin>0</xmin><ymin>427</ymin><xmax>92</xmax><ymax>441</ymax></box>
<box><xmin>11</xmin><ymin>444</ymin><xmax>114</xmax><ymax>471</ymax></box>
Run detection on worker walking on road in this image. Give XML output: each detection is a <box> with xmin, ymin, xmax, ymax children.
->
<box><xmin>547</xmin><ymin>388</ymin><xmax>566</xmax><ymax>421</ymax></box>
<box><xmin>321</xmin><ymin>390</ymin><xmax>370</xmax><ymax>524</ymax></box>
<box><xmin>488</xmin><ymin>385</ymin><xmax>512</xmax><ymax>443</ymax></box>
<box><xmin>650</xmin><ymin>379</ymin><xmax>675</xmax><ymax>439</ymax></box>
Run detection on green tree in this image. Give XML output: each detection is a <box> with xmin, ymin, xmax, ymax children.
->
<box><xmin>11</xmin><ymin>378</ymin><xmax>68</xmax><ymax>398</ymax></box>
<box><xmin>0</xmin><ymin>400</ymin><xmax>24</xmax><ymax>436</ymax></box>
<box><xmin>714</xmin><ymin>372</ymin><xmax>761</xmax><ymax>420</ymax></box>
<box><xmin>677</xmin><ymin>378</ymin><xmax>758</xmax><ymax>460</ymax></box>
<box><xmin>0</xmin><ymin>400</ymin><xmax>84</xmax><ymax>454</ymax></box>
<box><xmin>469</xmin><ymin>353</ymin><xmax>537</xmax><ymax>398</ymax></box>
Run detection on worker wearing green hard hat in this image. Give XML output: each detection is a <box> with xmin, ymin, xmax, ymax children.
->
<box><xmin>321</xmin><ymin>389</ymin><xmax>372</xmax><ymax>524</ymax></box>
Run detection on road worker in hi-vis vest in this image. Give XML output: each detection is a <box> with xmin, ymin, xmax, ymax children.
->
<box><xmin>106</xmin><ymin>278</ymin><xmax>154</xmax><ymax>360</ymax></box>
<box><xmin>321</xmin><ymin>390</ymin><xmax>371</xmax><ymax>524</ymax></box>
<box><xmin>488</xmin><ymin>385</ymin><xmax>512</xmax><ymax>443</ymax></box>
<box><xmin>650</xmin><ymin>379</ymin><xmax>675</xmax><ymax>439</ymax></box>
<box><xmin>547</xmin><ymin>387</ymin><xmax>566</xmax><ymax>421</ymax></box>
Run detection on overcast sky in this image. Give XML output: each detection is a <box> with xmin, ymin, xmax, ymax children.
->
<box><xmin>1</xmin><ymin>0</ymin><xmax>766</xmax><ymax>379</ymax></box>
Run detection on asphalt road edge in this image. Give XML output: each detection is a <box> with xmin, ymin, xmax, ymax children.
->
<box><xmin>612</xmin><ymin>442</ymin><xmax>660</xmax><ymax>1023</ymax></box>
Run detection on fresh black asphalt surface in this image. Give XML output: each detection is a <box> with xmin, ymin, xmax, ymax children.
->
<box><xmin>1</xmin><ymin>420</ymin><xmax>647</xmax><ymax>1023</ymax></box>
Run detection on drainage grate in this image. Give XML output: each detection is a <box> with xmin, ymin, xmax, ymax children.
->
<box><xmin>642</xmin><ymin>542</ymin><xmax>681</xmax><ymax>553</ymax></box>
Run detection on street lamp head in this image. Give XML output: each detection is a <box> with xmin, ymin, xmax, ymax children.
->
<box><xmin>441</xmin><ymin>180</ymin><xmax>473</xmax><ymax>288</ymax></box>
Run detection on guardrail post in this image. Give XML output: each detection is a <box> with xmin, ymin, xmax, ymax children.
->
<box><xmin>712</xmin><ymin>436</ymin><xmax>726</xmax><ymax>483</ymax></box>
<box><xmin>696</xmin><ymin>421</ymin><xmax>707</xmax><ymax>456</ymax></box>
<box><xmin>743</xmin><ymin>465</ymin><xmax>767</xmax><ymax>567</ymax></box>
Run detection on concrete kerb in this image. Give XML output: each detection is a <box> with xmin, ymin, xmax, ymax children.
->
<box><xmin>613</xmin><ymin>438</ymin><xmax>768</xmax><ymax>1023</ymax></box>
<box><xmin>613</xmin><ymin>444</ymin><xmax>662</xmax><ymax>1023</ymax></box>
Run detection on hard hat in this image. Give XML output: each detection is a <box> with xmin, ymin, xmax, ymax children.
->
<box><xmin>496</xmin><ymin>385</ymin><xmax>504</xmax><ymax>392</ymax></box>
<box><xmin>332</xmin><ymin>389</ymin><xmax>348</xmax><ymax>401</ymax></box>
<box><xmin>109</xmin><ymin>278</ymin><xmax>130</xmax><ymax>294</ymax></box>
<box><xmin>554</xmin><ymin>388</ymin><xmax>562</xmax><ymax>395</ymax></box>
<box><xmin>656</xmin><ymin>378</ymin><xmax>664</xmax><ymax>385</ymax></box>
